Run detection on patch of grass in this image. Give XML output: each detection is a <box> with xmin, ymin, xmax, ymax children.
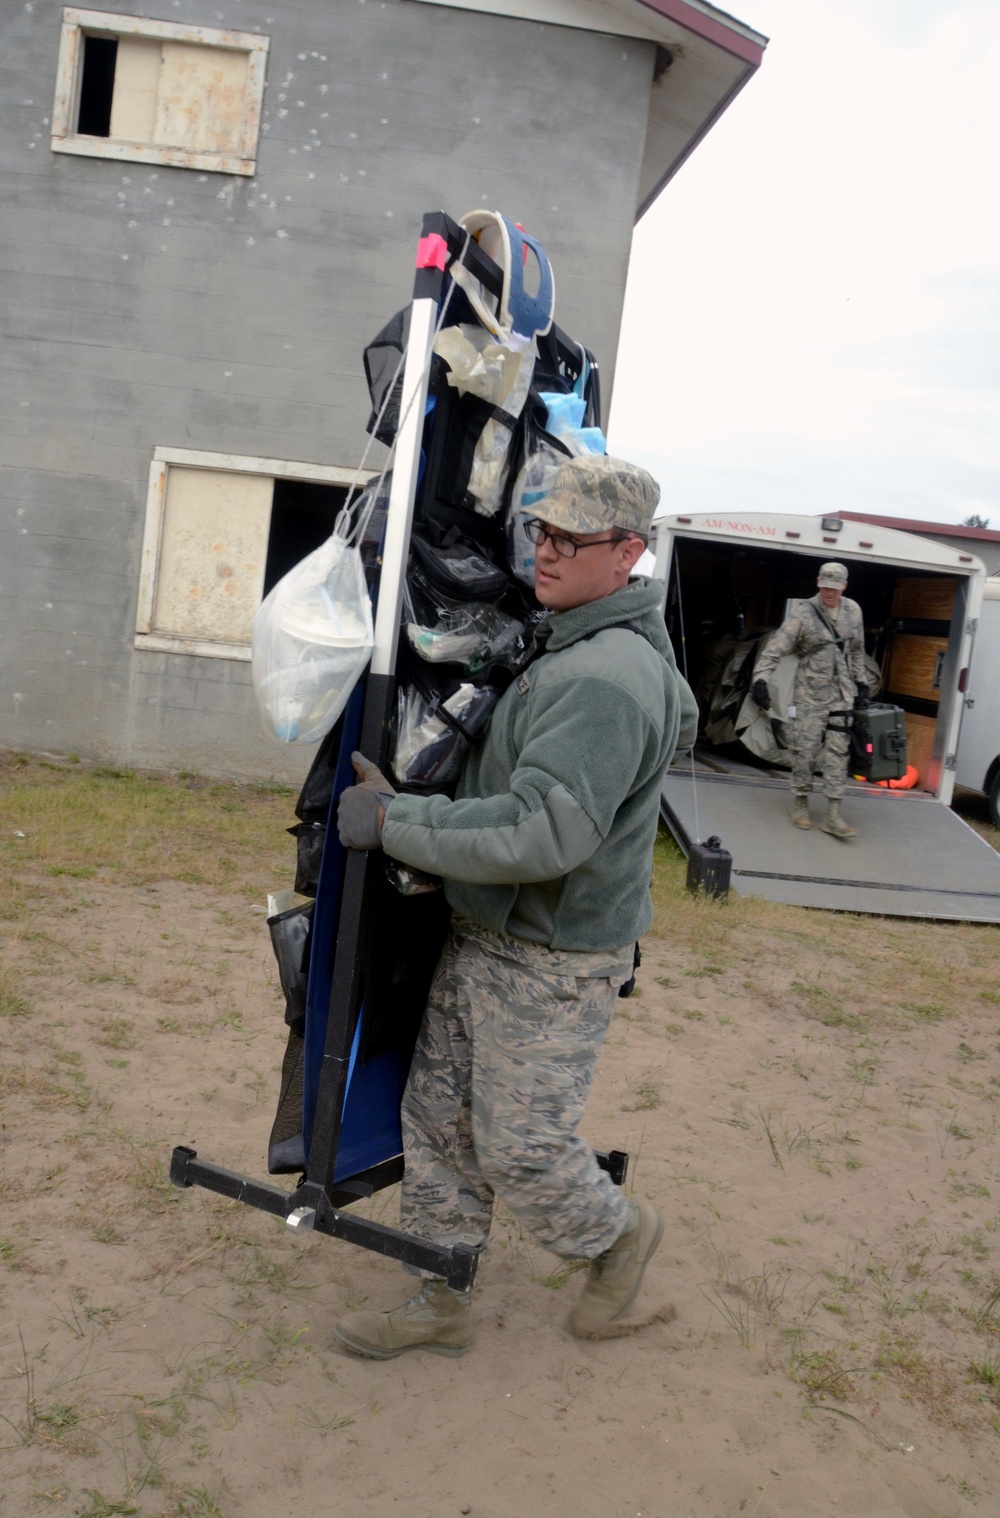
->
<box><xmin>83</xmin><ymin>966</ymin><xmax>138</xmax><ymax>990</ymax></box>
<box><xmin>968</xmin><ymin>1357</ymin><xmax>1000</xmax><ymax>1401</ymax></box>
<box><xmin>262</xmin><ymin>1319</ymin><xmax>308</xmax><ymax>1352</ymax></box>
<box><xmin>904</xmin><ymin>1002</ymin><xmax>947</xmax><ymax>1025</ymax></box>
<box><xmin>537</xmin><ymin>1260</ymin><xmax>588</xmax><ymax>1290</ymax></box>
<box><xmin>791</xmin><ymin>1348</ymin><xmax>860</xmax><ymax>1403</ymax></box>
<box><xmin>91</xmin><ymin>1221</ymin><xmax>125</xmax><ymax>1245</ymax></box>
<box><xmin>0</xmin><ymin>1236</ymin><xmax>27</xmax><ymax>1269</ymax></box>
<box><xmin>126</xmin><ymin>1149</ymin><xmax>183</xmax><ymax>1214</ymax></box>
<box><xmin>961</xmin><ymin>1231</ymin><xmax>990</xmax><ymax>1262</ymax></box>
<box><xmin>75</xmin><ymin>1496</ymin><xmax>140</xmax><ymax>1518</ymax></box>
<box><xmin>950</xmin><ymin>1182</ymin><xmax>991</xmax><ymax>1201</ymax></box>
<box><xmin>875</xmin><ymin>1332</ymin><xmax>960</xmax><ymax>1422</ymax></box>
<box><xmin>35</xmin><ymin>1401</ymin><xmax>81</xmax><ymax>1434</ymax></box>
<box><xmin>0</xmin><ymin>982</ymin><xmax>30</xmax><ymax>1017</ymax></box>
<box><xmin>0</xmin><ymin>755</ymin><xmax>294</xmax><ymax>901</ymax></box>
<box><xmin>171</xmin><ymin>1486</ymin><xmax>226</xmax><ymax>1516</ymax></box>
<box><xmin>937</xmin><ymin>1474</ymin><xmax>979</xmax><ymax>1503</ymax></box>
<box><xmin>702</xmin><ymin>1283</ymin><xmax>757</xmax><ymax>1349</ymax></box>
<box><xmin>621</xmin><ymin>1078</ymin><xmax>662</xmax><ymax>1112</ymax></box>
<box><xmin>96</xmin><ymin>1016</ymin><xmax>139</xmax><ymax>1050</ymax></box>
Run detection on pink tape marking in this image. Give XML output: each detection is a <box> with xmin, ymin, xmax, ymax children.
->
<box><xmin>415</xmin><ymin>234</ymin><xmax>448</xmax><ymax>271</ymax></box>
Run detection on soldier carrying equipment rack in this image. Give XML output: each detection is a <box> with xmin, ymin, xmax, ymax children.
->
<box><xmin>170</xmin><ymin>210</ymin><xmax>629</xmax><ymax>1290</ymax></box>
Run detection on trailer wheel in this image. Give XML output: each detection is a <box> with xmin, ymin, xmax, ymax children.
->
<box><xmin>989</xmin><ymin>769</ymin><xmax>1000</xmax><ymax>831</ymax></box>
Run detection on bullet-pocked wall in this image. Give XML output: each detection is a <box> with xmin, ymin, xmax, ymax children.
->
<box><xmin>1</xmin><ymin>0</ymin><xmax>655</xmax><ymax>779</ymax></box>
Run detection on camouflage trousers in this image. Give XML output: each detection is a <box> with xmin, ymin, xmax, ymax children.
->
<box><xmin>789</xmin><ymin>704</ymin><xmax>851</xmax><ymax>800</ymax></box>
<box><xmin>399</xmin><ymin>920</ymin><xmax>633</xmax><ymax>1265</ymax></box>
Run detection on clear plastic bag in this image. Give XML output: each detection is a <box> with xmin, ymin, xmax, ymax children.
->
<box><xmin>540</xmin><ymin>390</ymin><xmax>606</xmax><ymax>454</ymax></box>
<box><xmin>507</xmin><ymin>442</ymin><xmax>564</xmax><ymax>586</ymax></box>
<box><xmin>383</xmin><ymin>858</ymin><xmax>443</xmax><ymax>896</ymax></box>
<box><xmin>507</xmin><ymin>392</ymin><xmax>608</xmax><ymax>585</ymax></box>
<box><xmin>405</xmin><ymin>600</ymin><xmax>525</xmax><ymax>673</ymax></box>
<box><xmin>432</xmin><ymin>325</ymin><xmax>536</xmax><ymax>518</ymax></box>
<box><xmin>392</xmin><ymin>682</ymin><xmax>498</xmax><ymax>788</ymax></box>
<box><xmin>251</xmin><ymin>527</ymin><xmax>374</xmax><ymax>744</ymax></box>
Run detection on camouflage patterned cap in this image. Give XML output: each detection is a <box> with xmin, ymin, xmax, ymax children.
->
<box><xmin>538</xmin><ymin>454</ymin><xmax>660</xmax><ymax>537</ymax></box>
<box><xmin>817</xmin><ymin>561</ymin><xmax>848</xmax><ymax>588</ymax></box>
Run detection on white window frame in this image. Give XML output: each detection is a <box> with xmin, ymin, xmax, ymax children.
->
<box><xmin>135</xmin><ymin>448</ymin><xmax>371</xmax><ymax>661</ymax></box>
<box><xmin>51</xmin><ymin>9</ymin><xmax>269</xmax><ymax>176</ymax></box>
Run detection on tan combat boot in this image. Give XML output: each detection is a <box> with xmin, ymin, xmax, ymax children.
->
<box><xmin>789</xmin><ymin>794</ymin><xmax>811</xmax><ymax>829</ymax></box>
<box><xmin>568</xmin><ymin>1201</ymin><xmax>664</xmax><ymax>1339</ymax></box>
<box><xmin>820</xmin><ymin>799</ymin><xmax>856</xmax><ymax>839</ymax></box>
<box><xmin>333</xmin><ymin>1279</ymin><xmax>471</xmax><ymax>1359</ymax></box>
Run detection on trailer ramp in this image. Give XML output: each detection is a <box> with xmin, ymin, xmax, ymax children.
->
<box><xmin>662</xmin><ymin>766</ymin><xmax>1000</xmax><ymax>923</ymax></box>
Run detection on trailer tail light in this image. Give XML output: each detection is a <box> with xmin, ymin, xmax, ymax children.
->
<box><xmin>823</xmin><ymin>537</ymin><xmax>837</xmax><ymax>543</ymax></box>
<box><xmin>677</xmin><ymin>516</ymin><xmax>692</xmax><ymax>523</ymax></box>
<box><xmin>958</xmin><ymin>667</ymin><xmax>968</xmax><ymax>693</ymax></box>
<box><xmin>785</xmin><ymin>531</ymin><xmax>800</xmax><ymax>539</ymax></box>
<box><xmin>959</xmin><ymin>555</ymin><xmax>973</xmax><ymax>562</ymax></box>
<box><xmin>859</xmin><ymin>540</ymin><xmax>873</xmax><ymax>548</ymax></box>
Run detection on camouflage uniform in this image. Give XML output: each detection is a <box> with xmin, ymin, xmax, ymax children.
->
<box><xmin>400</xmin><ymin>919</ymin><xmax>633</xmax><ymax>1262</ymax></box>
<box><xmin>377</xmin><ymin>456</ymin><xmax>695</xmax><ymax>1270</ymax></box>
<box><xmin>754</xmin><ymin>594</ymin><xmax>866</xmax><ymax>799</ymax></box>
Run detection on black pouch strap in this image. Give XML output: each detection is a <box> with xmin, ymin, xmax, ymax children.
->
<box><xmin>402</xmin><ymin>655</ymin><xmax>499</xmax><ymax>743</ymax></box>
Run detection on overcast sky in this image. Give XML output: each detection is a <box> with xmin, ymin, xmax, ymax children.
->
<box><xmin>606</xmin><ymin>0</ymin><xmax>1000</xmax><ymax>529</ymax></box>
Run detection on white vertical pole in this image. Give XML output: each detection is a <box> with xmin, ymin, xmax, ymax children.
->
<box><xmin>369</xmin><ymin>296</ymin><xmax>438</xmax><ymax>677</ymax></box>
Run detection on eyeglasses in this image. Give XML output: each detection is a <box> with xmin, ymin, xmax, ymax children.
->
<box><xmin>522</xmin><ymin>518</ymin><xmax>625</xmax><ymax>559</ymax></box>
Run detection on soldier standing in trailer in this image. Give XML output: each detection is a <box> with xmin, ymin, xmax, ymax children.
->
<box><xmin>334</xmin><ymin>454</ymin><xmax>697</xmax><ymax>1359</ymax></box>
<box><xmin>751</xmin><ymin>561</ymin><xmax>869</xmax><ymax>838</ymax></box>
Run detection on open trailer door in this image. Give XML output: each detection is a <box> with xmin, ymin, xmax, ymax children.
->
<box><xmin>654</xmin><ymin>511</ymin><xmax>1000</xmax><ymax>921</ymax></box>
<box><xmin>662</xmin><ymin>762</ymin><xmax>1000</xmax><ymax>922</ymax></box>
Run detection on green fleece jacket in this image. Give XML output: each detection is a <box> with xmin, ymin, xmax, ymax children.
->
<box><xmin>382</xmin><ymin>578</ymin><xmax>697</xmax><ymax>955</ymax></box>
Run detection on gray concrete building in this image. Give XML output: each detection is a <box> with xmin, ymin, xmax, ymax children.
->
<box><xmin>1</xmin><ymin>0</ymin><xmax>764</xmax><ymax>779</ymax></box>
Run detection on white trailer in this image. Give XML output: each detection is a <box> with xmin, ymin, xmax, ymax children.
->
<box><xmin>650</xmin><ymin>511</ymin><xmax>1000</xmax><ymax>922</ymax></box>
<box><xmin>956</xmin><ymin>577</ymin><xmax>1000</xmax><ymax>827</ymax></box>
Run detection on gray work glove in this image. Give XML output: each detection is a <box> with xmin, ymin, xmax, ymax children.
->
<box><xmin>336</xmin><ymin>751</ymin><xmax>397</xmax><ymax>851</ymax></box>
<box><xmin>751</xmin><ymin>678</ymin><xmax>771</xmax><ymax>712</ymax></box>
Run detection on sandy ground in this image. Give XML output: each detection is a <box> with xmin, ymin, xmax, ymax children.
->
<box><xmin>2</xmin><ymin>806</ymin><xmax>1000</xmax><ymax>1516</ymax></box>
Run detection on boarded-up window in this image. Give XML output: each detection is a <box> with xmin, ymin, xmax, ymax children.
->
<box><xmin>151</xmin><ymin>467</ymin><xmax>273</xmax><ymax>646</ymax></box>
<box><xmin>135</xmin><ymin>451</ymin><xmax>363</xmax><ymax>661</ymax></box>
<box><xmin>52</xmin><ymin>10</ymin><xmax>268</xmax><ymax>175</ymax></box>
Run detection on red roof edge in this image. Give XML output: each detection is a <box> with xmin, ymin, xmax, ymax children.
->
<box><xmin>634</xmin><ymin>0</ymin><xmax>766</xmax><ymax>65</ymax></box>
<box><xmin>835</xmin><ymin>511</ymin><xmax>1000</xmax><ymax>544</ymax></box>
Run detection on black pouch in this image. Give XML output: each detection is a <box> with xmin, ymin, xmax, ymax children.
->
<box><xmin>392</xmin><ymin>680</ymin><xmax>500</xmax><ymax>790</ymax></box>
<box><xmin>287</xmin><ymin>821</ymin><xmax>325</xmax><ymax>898</ymax></box>
<box><xmin>363</xmin><ymin>306</ymin><xmax>409</xmax><ymax>446</ymax></box>
<box><xmin>618</xmin><ymin>942</ymin><xmax>642</xmax><ymax>999</ymax></box>
<box><xmin>391</xmin><ymin>645</ymin><xmax>502</xmax><ymax>792</ymax></box>
<box><xmin>267</xmin><ymin>900</ymin><xmax>314</xmax><ymax>1032</ymax></box>
<box><xmin>409</xmin><ymin>522</ymin><xmax>510</xmax><ymax>612</ymax></box>
<box><xmin>358</xmin><ymin>868</ymin><xmax>451</xmax><ymax>1066</ymax></box>
<box><xmin>294</xmin><ymin>715</ymin><xmax>345</xmax><ymax>825</ymax></box>
<box><xmin>267</xmin><ymin>1027</ymin><xmax>306</xmax><ymax>1175</ymax></box>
